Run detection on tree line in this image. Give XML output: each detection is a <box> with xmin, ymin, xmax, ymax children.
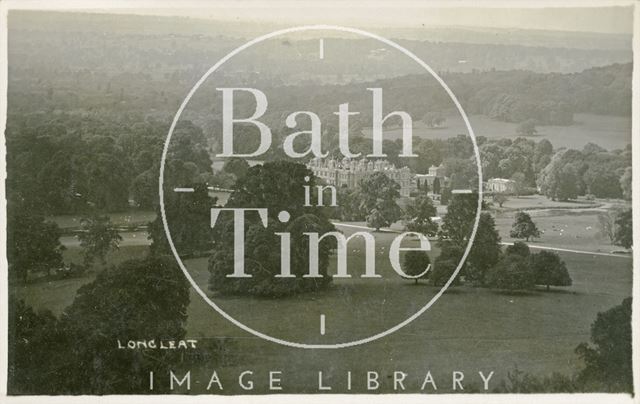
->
<box><xmin>6</xmin><ymin>113</ymin><xmax>213</xmax><ymax>215</ymax></box>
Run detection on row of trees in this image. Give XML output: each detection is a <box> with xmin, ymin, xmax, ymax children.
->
<box><xmin>402</xmin><ymin>194</ymin><xmax>571</xmax><ymax>292</ymax></box>
<box><xmin>488</xmin><ymin>242</ymin><xmax>571</xmax><ymax>291</ymax></box>
<box><xmin>6</xmin><ymin>114</ymin><xmax>213</xmax><ymax>215</ymax></box>
<box><xmin>226</xmin><ymin>63</ymin><xmax>631</xmax><ymax>127</ymax></box>
<box><xmin>538</xmin><ymin>143</ymin><xmax>631</xmax><ymax>201</ymax></box>
<box><xmin>7</xmin><ymin>108</ymin><xmax>630</xmax><ymax>222</ymax></box>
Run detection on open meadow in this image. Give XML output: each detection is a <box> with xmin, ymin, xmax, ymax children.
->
<box><xmin>491</xmin><ymin>195</ymin><xmax>631</xmax><ymax>254</ymax></box>
<box><xmin>13</xmin><ymin>220</ymin><xmax>632</xmax><ymax>393</ymax></box>
<box><xmin>363</xmin><ymin>113</ymin><xmax>631</xmax><ymax>151</ymax></box>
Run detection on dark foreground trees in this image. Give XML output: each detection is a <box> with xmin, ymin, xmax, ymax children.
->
<box><xmin>149</xmin><ymin>183</ymin><xmax>216</xmax><ymax>257</ymax></box>
<box><xmin>402</xmin><ymin>251</ymin><xmax>431</xmax><ymax>284</ymax></box>
<box><xmin>434</xmin><ymin>194</ymin><xmax>502</xmax><ymax>287</ymax></box>
<box><xmin>531</xmin><ymin>250</ymin><xmax>572</xmax><ymax>291</ymax></box>
<box><xmin>487</xmin><ymin>243</ymin><xmax>572</xmax><ymax>292</ymax></box>
<box><xmin>7</xmin><ymin>211</ymin><xmax>65</xmax><ymax>283</ymax></box>
<box><xmin>465</xmin><ymin>213</ymin><xmax>502</xmax><ymax>286</ymax></box>
<box><xmin>486</xmin><ymin>253</ymin><xmax>534</xmax><ymax>291</ymax></box>
<box><xmin>496</xmin><ymin>298</ymin><xmax>632</xmax><ymax>393</ymax></box>
<box><xmin>575</xmin><ymin>297</ymin><xmax>632</xmax><ymax>392</ymax></box>
<box><xmin>8</xmin><ymin>256</ymin><xmax>191</xmax><ymax>394</ymax></box>
<box><xmin>78</xmin><ymin>215</ymin><xmax>122</xmax><ymax>267</ymax></box>
<box><xmin>208</xmin><ymin>161</ymin><xmax>335</xmax><ymax>297</ymax></box>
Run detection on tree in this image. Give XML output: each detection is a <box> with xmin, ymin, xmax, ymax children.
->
<box><xmin>431</xmin><ymin>242</ymin><xmax>464</xmax><ymax>287</ymax></box>
<box><xmin>575</xmin><ymin>298</ymin><xmax>632</xmax><ymax>392</ymax></box>
<box><xmin>334</xmin><ymin>186</ymin><xmax>363</xmax><ymax>221</ymax></box>
<box><xmin>208</xmin><ymin>161</ymin><xmax>335</xmax><ymax>297</ymax></box>
<box><xmin>505</xmin><ymin>241</ymin><xmax>531</xmax><ymax>258</ymax></box>
<box><xmin>149</xmin><ymin>183</ymin><xmax>216</xmax><ymax>257</ymax></box>
<box><xmin>9</xmin><ymin>256</ymin><xmax>191</xmax><ymax>394</ymax></box>
<box><xmin>498</xmin><ymin>138</ymin><xmax>536</xmax><ymax>185</ymax></box>
<box><xmin>432</xmin><ymin>177</ymin><xmax>441</xmax><ymax>194</ymax></box>
<box><xmin>493</xmin><ymin>192</ymin><xmax>508</xmax><ymax>208</ymax></box>
<box><xmin>366</xmin><ymin>208</ymin><xmax>387</xmax><ymax>232</ymax></box>
<box><xmin>439</xmin><ymin>193</ymin><xmax>479</xmax><ymax>246</ymax></box>
<box><xmin>444</xmin><ymin>157</ymin><xmax>477</xmax><ymax>189</ymax></box>
<box><xmin>619</xmin><ymin>167</ymin><xmax>631</xmax><ymax>200</ymax></box>
<box><xmin>223</xmin><ymin>157</ymin><xmax>250</xmax><ymax>181</ymax></box>
<box><xmin>486</xmin><ymin>253</ymin><xmax>534</xmax><ymax>291</ymax></box>
<box><xmin>583</xmin><ymin>166</ymin><xmax>622</xmax><ymax>199</ymax></box>
<box><xmin>516</xmin><ymin>119</ymin><xmax>537</xmax><ymax>137</ymax></box>
<box><xmin>431</xmin><ymin>258</ymin><xmax>459</xmax><ymax>287</ymax></box>
<box><xmin>533</xmin><ymin>139</ymin><xmax>554</xmax><ymax>173</ymax></box>
<box><xmin>613</xmin><ymin>208</ymin><xmax>632</xmax><ymax>249</ymax></box>
<box><xmin>554</xmin><ymin>164</ymin><xmax>580</xmax><ymax>201</ymax></box>
<box><xmin>61</xmin><ymin>256</ymin><xmax>190</xmax><ymax>394</ymax></box>
<box><xmin>538</xmin><ymin>151</ymin><xmax>580</xmax><ymax>201</ymax></box>
<box><xmin>531</xmin><ymin>250</ymin><xmax>572</xmax><ymax>291</ymax></box>
<box><xmin>480</xmin><ymin>142</ymin><xmax>505</xmax><ymax>180</ymax></box>
<box><xmin>78</xmin><ymin>215</ymin><xmax>122</xmax><ymax>267</ymax></box>
<box><xmin>402</xmin><ymin>251</ymin><xmax>431</xmax><ymax>284</ymax></box>
<box><xmin>439</xmin><ymin>186</ymin><xmax>451</xmax><ymax>205</ymax></box>
<box><xmin>356</xmin><ymin>172</ymin><xmax>402</xmax><ymax>230</ymax></box>
<box><xmin>510</xmin><ymin>211</ymin><xmax>541</xmax><ymax>241</ymax></box>
<box><xmin>466</xmin><ymin>213</ymin><xmax>502</xmax><ymax>286</ymax></box>
<box><xmin>7</xmin><ymin>211</ymin><xmax>65</xmax><ymax>282</ymax></box>
<box><xmin>131</xmin><ymin>168</ymin><xmax>158</xmax><ymax>209</ymax></box>
<box><xmin>83</xmin><ymin>152</ymin><xmax>131</xmax><ymax>211</ymax></box>
<box><xmin>510</xmin><ymin>172</ymin><xmax>526</xmax><ymax>197</ymax></box>
<box><xmin>8</xmin><ymin>297</ymin><xmax>69</xmax><ymax>394</ymax></box>
<box><xmin>405</xmin><ymin>193</ymin><xmax>438</xmax><ymax>236</ymax></box>
<box><xmin>596</xmin><ymin>211</ymin><xmax>616</xmax><ymax>244</ymax></box>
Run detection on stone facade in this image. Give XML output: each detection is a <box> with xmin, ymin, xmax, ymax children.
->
<box><xmin>486</xmin><ymin>178</ymin><xmax>516</xmax><ymax>193</ymax></box>
<box><xmin>307</xmin><ymin>158</ymin><xmax>416</xmax><ymax>197</ymax></box>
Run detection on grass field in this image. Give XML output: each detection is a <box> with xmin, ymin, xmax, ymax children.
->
<box><xmin>363</xmin><ymin>113</ymin><xmax>631</xmax><ymax>151</ymax></box>
<box><xmin>494</xmin><ymin>195</ymin><xmax>601</xmax><ymax>211</ymax></box>
<box><xmin>495</xmin><ymin>211</ymin><xmax>619</xmax><ymax>253</ymax></box>
<box><xmin>173</xmin><ymin>225</ymin><xmax>631</xmax><ymax>393</ymax></box>
<box><xmin>12</xmin><ymin>245</ymin><xmax>149</xmax><ymax>316</ymax></box>
<box><xmin>13</xmin><ymin>208</ymin><xmax>632</xmax><ymax>393</ymax></box>
<box><xmin>491</xmin><ymin>195</ymin><xmax>631</xmax><ymax>254</ymax></box>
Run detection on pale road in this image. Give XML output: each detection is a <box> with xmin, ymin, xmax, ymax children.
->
<box><xmin>59</xmin><ymin>222</ymin><xmax>632</xmax><ymax>260</ymax></box>
<box><xmin>331</xmin><ymin>222</ymin><xmax>632</xmax><ymax>259</ymax></box>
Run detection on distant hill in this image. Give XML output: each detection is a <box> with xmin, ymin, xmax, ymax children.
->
<box><xmin>8</xmin><ymin>10</ymin><xmax>632</xmax><ymax>75</ymax></box>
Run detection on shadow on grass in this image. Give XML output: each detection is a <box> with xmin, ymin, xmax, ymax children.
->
<box><xmin>491</xmin><ymin>287</ymin><xmax>579</xmax><ymax>296</ymax></box>
<box><xmin>492</xmin><ymin>289</ymin><xmax>540</xmax><ymax>296</ymax></box>
<box><xmin>533</xmin><ymin>287</ymin><xmax>579</xmax><ymax>295</ymax></box>
<box><xmin>401</xmin><ymin>282</ymin><xmax>432</xmax><ymax>287</ymax></box>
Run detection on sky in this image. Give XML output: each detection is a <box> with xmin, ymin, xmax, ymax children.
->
<box><xmin>82</xmin><ymin>2</ymin><xmax>634</xmax><ymax>34</ymax></box>
<box><xmin>3</xmin><ymin>0</ymin><xmax>625</xmax><ymax>35</ymax></box>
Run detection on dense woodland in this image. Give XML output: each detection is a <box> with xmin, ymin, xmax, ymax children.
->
<box><xmin>6</xmin><ymin>13</ymin><xmax>632</xmax><ymax>218</ymax></box>
<box><xmin>6</xmin><ymin>53</ymin><xmax>633</xmax><ymax>215</ymax></box>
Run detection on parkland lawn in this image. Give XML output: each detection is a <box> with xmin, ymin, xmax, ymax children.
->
<box><xmin>364</xmin><ymin>113</ymin><xmax>632</xmax><ymax>151</ymax></box>
<box><xmin>13</xmin><ymin>223</ymin><xmax>632</xmax><ymax>393</ymax></box>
